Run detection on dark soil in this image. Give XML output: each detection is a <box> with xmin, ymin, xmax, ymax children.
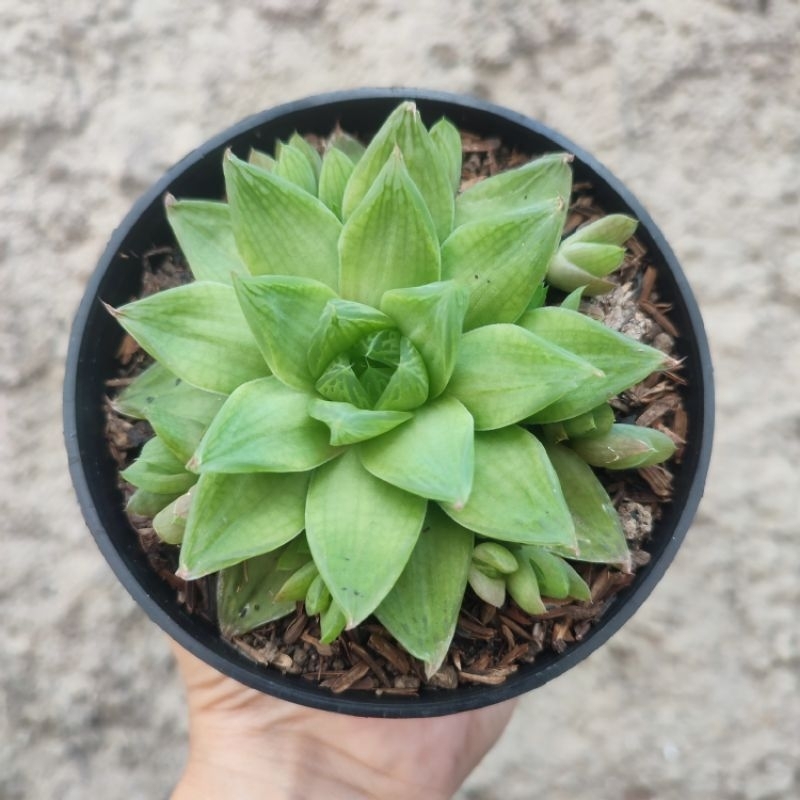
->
<box><xmin>103</xmin><ymin>129</ymin><xmax>686</xmax><ymax>695</ymax></box>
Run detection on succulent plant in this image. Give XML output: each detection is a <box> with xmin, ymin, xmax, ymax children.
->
<box><xmin>110</xmin><ymin>101</ymin><xmax>676</xmax><ymax>678</ymax></box>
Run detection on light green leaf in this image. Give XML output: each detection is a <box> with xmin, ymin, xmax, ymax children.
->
<box><xmin>441</xmin><ymin>427</ymin><xmax>576</xmax><ymax>549</ymax></box>
<box><xmin>126</xmin><ymin>488</ymin><xmax>182</xmax><ymax>517</ymax></box>
<box><xmin>275</xmin><ymin>142</ymin><xmax>318</xmax><ymax>195</ymax></box>
<box><xmin>314</xmin><ymin>355</ymin><xmax>373</xmax><ymax>408</ymax></box>
<box><xmin>569</xmin><ymin>423</ymin><xmax>676</xmax><ymax>470</ymax></box>
<box><xmin>146</xmin><ymin>388</ymin><xmax>226</xmax><ymax>463</ymax></box>
<box><xmin>468</xmin><ymin>565</ymin><xmax>506</xmax><ymax>608</ymax></box>
<box><xmin>112</xmin><ymin>282</ymin><xmax>268</xmax><ymax>394</ymax></box>
<box><xmin>305</xmin><ymin>573</ymin><xmax>332</xmax><ymax>616</ymax></box>
<box><xmin>178</xmin><ymin>471</ymin><xmax>309</xmax><ymax>579</ymax></box>
<box><xmin>217</xmin><ymin>549</ymin><xmax>297</xmax><ymax>636</ymax></box>
<box><xmin>567</xmin><ymin>214</ymin><xmax>637</xmax><ymax>246</ymax></box>
<box><xmin>340</xmin><ymin>101</ymin><xmax>410</xmax><ymax>219</ymax></box>
<box><xmin>307</xmin><ymin>398</ymin><xmax>412</xmax><ymax>446</ymax></box>
<box><xmin>275</xmin><ymin>560</ymin><xmax>318</xmax><ymax>602</ymax></box>
<box><xmin>113</xmin><ymin>362</ymin><xmax>184</xmax><ymax>419</ymax></box>
<box><xmin>373</xmin><ymin>336</ymin><xmax>429</xmax><ymax>411</ymax></box>
<box><xmin>472</xmin><ymin>542</ymin><xmax>518</xmax><ymax>575</ymax></box>
<box><xmin>546</xmin><ymin>251</ymin><xmax>615</xmax><ymax>296</ymax></box>
<box><xmin>320</xmin><ymin>601</ymin><xmax>347</xmax><ymax>644</ymax></box>
<box><xmin>542</xmin><ymin>403</ymin><xmax>616</xmax><ymax>443</ymax></box>
<box><xmin>441</xmin><ymin>201</ymin><xmax>565</xmax><ymax>329</ymax></box>
<box><xmin>121</xmin><ymin>436</ymin><xmax>198</xmax><ymax>495</ymax></box>
<box><xmin>522</xmin><ymin>546</ymin><xmax>570</xmax><ymax>598</ymax></box>
<box><xmin>545</xmin><ymin>443</ymin><xmax>630</xmax><ymax>565</ymax></box>
<box><xmin>152</xmin><ymin>491</ymin><xmax>192</xmax><ymax>545</ymax></box>
<box><xmin>191</xmin><ymin>377</ymin><xmax>338</xmax><ymax>473</ymax></box>
<box><xmin>376</xmin><ymin>506</ymin><xmax>473</xmax><ymax>677</ymax></box>
<box><xmin>455</xmin><ymin>152</ymin><xmax>573</xmax><ymax>227</ymax></box>
<box><xmin>318</xmin><ymin>147</ymin><xmax>355</xmax><ymax>219</ymax></box>
<box><xmin>429</xmin><ymin>117</ymin><xmax>462</xmax><ymax>192</ymax></box>
<box><xmin>330</xmin><ymin>127</ymin><xmax>366</xmax><ymax>163</ymax></box>
<box><xmin>288</xmin><ymin>132</ymin><xmax>323</xmax><ymax>179</ymax></box>
<box><xmin>560</xmin><ymin>286</ymin><xmax>586</xmax><ymax>311</ymax></box>
<box><xmin>561</xmin><ymin>242</ymin><xmax>626</xmax><ymax>277</ymax></box>
<box><xmin>248</xmin><ymin>147</ymin><xmax>276</xmax><ymax>172</ymax></box>
<box><xmin>339</xmin><ymin>149</ymin><xmax>440</xmax><ymax>307</ymax></box>
<box><xmin>519</xmin><ymin>307</ymin><xmax>667</xmax><ymax>422</ymax></box>
<box><xmin>223</xmin><ymin>151</ymin><xmax>341</xmax><ymax>289</ymax></box>
<box><xmin>307</xmin><ymin>298</ymin><xmax>394</xmax><ymax>378</ymax></box>
<box><xmin>359</xmin><ymin>396</ymin><xmax>474</xmax><ymax>505</ymax></box>
<box><xmin>506</xmin><ymin>554</ymin><xmax>546</xmax><ymax>615</ymax></box>
<box><xmin>306</xmin><ymin>449</ymin><xmax>427</xmax><ymax>627</ymax></box>
<box><xmin>394</xmin><ymin>106</ymin><xmax>455</xmax><ymax>241</ymax></box>
<box><xmin>165</xmin><ymin>197</ymin><xmax>248</xmax><ymax>284</ymax></box>
<box><xmin>381</xmin><ymin>281</ymin><xmax>469</xmax><ymax>398</ymax></box>
<box><xmin>276</xmin><ymin>534</ymin><xmax>311</xmax><ymax>571</ymax></box>
<box><xmin>447</xmin><ymin>323</ymin><xmax>602</xmax><ymax>430</ymax></box>
<box><xmin>525</xmin><ymin>282</ymin><xmax>548</xmax><ymax>313</ymax></box>
<box><xmin>234</xmin><ymin>275</ymin><xmax>337</xmax><ymax>391</ymax></box>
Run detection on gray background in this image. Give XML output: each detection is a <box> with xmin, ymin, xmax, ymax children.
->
<box><xmin>2</xmin><ymin>1</ymin><xmax>799</xmax><ymax>798</ymax></box>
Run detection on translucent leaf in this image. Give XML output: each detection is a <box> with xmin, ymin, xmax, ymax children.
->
<box><xmin>520</xmin><ymin>307</ymin><xmax>667</xmax><ymax>423</ymax></box>
<box><xmin>339</xmin><ymin>149</ymin><xmax>440</xmax><ymax>307</ymax></box>
<box><xmin>541</xmin><ymin>403</ymin><xmax>615</xmax><ymax>443</ymax></box>
<box><xmin>275</xmin><ymin>560</ymin><xmax>318</xmax><ymax>602</ymax></box>
<box><xmin>152</xmin><ymin>491</ymin><xmax>192</xmax><ymax>545</ymax></box>
<box><xmin>546</xmin><ymin>251</ymin><xmax>615</xmax><ymax>296</ymax></box>
<box><xmin>562</xmin><ymin>242</ymin><xmax>626</xmax><ymax>277</ymax></box>
<box><xmin>126</xmin><ymin>488</ymin><xmax>182</xmax><ymax>517</ymax></box>
<box><xmin>121</xmin><ymin>436</ymin><xmax>197</xmax><ymax>495</ymax></box>
<box><xmin>113</xmin><ymin>362</ymin><xmax>185</xmax><ymax>419</ymax></box>
<box><xmin>359</xmin><ymin>396</ymin><xmax>474</xmax><ymax>505</ymax></box>
<box><xmin>288</xmin><ymin>132</ymin><xmax>323</xmax><ymax>179</ymax></box>
<box><xmin>305</xmin><ymin>573</ymin><xmax>332</xmax><ymax>616</ymax></box>
<box><xmin>275</xmin><ymin>534</ymin><xmax>311</xmax><ymax>571</ymax></box>
<box><xmin>315</xmin><ymin>355</ymin><xmax>372</xmax><ymax>408</ymax></box>
<box><xmin>522</xmin><ymin>546</ymin><xmax>570</xmax><ymax>598</ymax></box>
<box><xmin>506</xmin><ymin>554</ymin><xmax>546</xmax><ymax>614</ymax></box>
<box><xmin>455</xmin><ymin>152</ymin><xmax>573</xmax><ymax>227</ymax></box>
<box><xmin>306</xmin><ymin>449</ymin><xmax>427</xmax><ymax>627</ymax></box>
<box><xmin>223</xmin><ymin>151</ymin><xmax>341</xmax><ymax>289</ymax></box>
<box><xmin>307</xmin><ymin>398</ymin><xmax>412</xmax><ymax>446</ymax></box>
<box><xmin>307</xmin><ymin>298</ymin><xmax>394</xmax><ymax>378</ymax></box>
<box><xmin>165</xmin><ymin>198</ymin><xmax>248</xmax><ymax>284</ymax></box>
<box><xmin>217</xmin><ymin>549</ymin><xmax>296</xmax><ymax>637</ymax></box>
<box><xmin>560</xmin><ymin>286</ymin><xmax>586</xmax><ymax>311</ymax></box>
<box><xmin>340</xmin><ymin>101</ymin><xmax>410</xmax><ymax>219</ymax></box>
<box><xmin>472</xmin><ymin>542</ymin><xmax>518</xmax><ymax>575</ymax></box>
<box><xmin>441</xmin><ymin>427</ymin><xmax>576</xmax><ymax>549</ymax></box>
<box><xmin>545</xmin><ymin>443</ymin><xmax>630</xmax><ymax>565</ymax></box>
<box><xmin>275</xmin><ymin>142</ymin><xmax>318</xmax><ymax>195</ymax></box>
<box><xmin>468</xmin><ymin>565</ymin><xmax>506</xmax><ymax>608</ymax></box>
<box><xmin>320</xmin><ymin>601</ymin><xmax>347</xmax><ymax>644</ymax></box>
<box><xmin>381</xmin><ymin>280</ymin><xmax>469</xmax><ymax>398</ymax></box>
<box><xmin>429</xmin><ymin>117</ymin><xmax>462</xmax><ymax>192</ymax></box>
<box><xmin>376</xmin><ymin>506</ymin><xmax>474</xmax><ymax>677</ymax></box>
<box><xmin>329</xmin><ymin>127</ymin><xmax>366</xmax><ymax>163</ymax></box>
<box><xmin>373</xmin><ymin>336</ymin><xmax>429</xmax><ymax>412</ymax></box>
<box><xmin>146</xmin><ymin>388</ymin><xmax>226</xmax><ymax>463</ymax></box>
<box><xmin>191</xmin><ymin>377</ymin><xmax>338</xmax><ymax>473</ymax></box>
<box><xmin>568</xmin><ymin>423</ymin><xmax>676</xmax><ymax>470</ymax></box>
<box><xmin>248</xmin><ymin>148</ymin><xmax>276</xmax><ymax>171</ymax></box>
<box><xmin>178</xmin><ymin>471</ymin><xmax>309</xmax><ymax>579</ymax></box>
<box><xmin>394</xmin><ymin>106</ymin><xmax>455</xmax><ymax>241</ymax></box>
<box><xmin>441</xmin><ymin>201</ymin><xmax>565</xmax><ymax>329</ymax></box>
<box><xmin>234</xmin><ymin>275</ymin><xmax>337</xmax><ymax>391</ymax></box>
<box><xmin>447</xmin><ymin>323</ymin><xmax>602</xmax><ymax>430</ymax></box>
<box><xmin>567</xmin><ymin>214</ymin><xmax>637</xmax><ymax>246</ymax></box>
<box><xmin>318</xmin><ymin>147</ymin><xmax>355</xmax><ymax>220</ymax></box>
<box><xmin>111</xmin><ymin>282</ymin><xmax>268</xmax><ymax>394</ymax></box>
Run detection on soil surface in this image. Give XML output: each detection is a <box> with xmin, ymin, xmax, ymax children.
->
<box><xmin>2</xmin><ymin>2</ymin><xmax>799</xmax><ymax>799</ymax></box>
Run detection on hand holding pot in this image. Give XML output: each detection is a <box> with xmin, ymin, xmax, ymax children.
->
<box><xmin>170</xmin><ymin>640</ymin><xmax>516</xmax><ymax>800</ymax></box>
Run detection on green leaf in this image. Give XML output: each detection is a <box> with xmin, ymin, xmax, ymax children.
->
<box><xmin>152</xmin><ymin>491</ymin><xmax>192</xmax><ymax>545</ymax></box>
<box><xmin>341</xmin><ymin>101</ymin><xmax>410</xmax><ymax>219</ymax></box>
<box><xmin>359</xmin><ymin>396</ymin><xmax>474</xmax><ymax>505</ymax></box>
<box><xmin>288</xmin><ymin>132</ymin><xmax>323</xmax><ymax>179</ymax></box>
<box><xmin>468</xmin><ymin>565</ymin><xmax>506</xmax><ymax>608</ymax></box>
<box><xmin>306</xmin><ymin>449</ymin><xmax>427</xmax><ymax>627</ymax></box>
<box><xmin>223</xmin><ymin>151</ymin><xmax>341</xmax><ymax>289</ymax></box>
<box><xmin>234</xmin><ymin>275</ymin><xmax>337</xmax><ymax>391</ymax></box>
<box><xmin>373</xmin><ymin>336</ymin><xmax>429</xmax><ymax>412</ymax></box>
<box><xmin>394</xmin><ymin>106</ymin><xmax>455</xmax><ymax>241</ymax></box>
<box><xmin>568</xmin><ymin>423</ymin><xmax>676</xmax><ymax>469</ymax></box>
<box><xmin>307</xmin><ymin>298</ymin><xmax>394</xmax><ymax>378</ymax></box>
<box><xmin>455</xmin><ymin>152</ymin><xmax>573</xmax><ymax>227</ymax></box>
<box><xmin>522</xmin><ymin>546</ymin><xmax>570</xmax><ymax>598</ymax></box>
<box><xmin>376</xmin><ymin>506</ymin><xmax>474</xmax><ymax>677</ymax></box>
<box><xmin>121</xmin><ymin>436</ymin><xmax>197</xmax><ymax>495</ymax></box>
<box><xmin>126</xmin><ymin>488</ymin><xmax>182</xmax><ymax>517</ymax></box>
<box><xmin>519</xmin><ymin>307</ymin><xmax>667</xmax><ymax>422</ymax></box>
<box><xmin>275</xmin><ymin>142</ymin><xmax>318</xmax><ymax>195</ymax></box>
<box><xmin>441</xmin><ymin>201</ymin><xmax>565</xmax><ymax>329</ymax></box>
<box><xmin>276</xmin><ymin>534</ymin><xmax>311</xmax><ymax>571</ymax></box>
<box><xmin>472</xmin><ymin>542</ymin><xmax>518</xmax><ymax>575</ymax></box>
<box><xmin>329</xmin><ymin>127</ymin><xmax>366</xmax><ymax>163</ymax></box>
<box><xmin>339</xmin><ymin>149</ymin><xmax>440</xmax><ymax>307</ymax></box>
<box><xmin>545</xmin><ymin>443</ymin><xmax>630</xmax><ymax>565</ymax></box>
<box><xmin>307</xmin><ymin>398</ymin><xmax>412</xmax><ymax>446</ymax></box>
<box><xmin>178</xmin><ymin>471</ymin><xmax>309</xmax><ymax>579</ymax></box>
<box><xmin>381</xmin><ymin>280</ymin><xmax>469</xmax><ymax>398</ymax></box>
<box><xmin>429</xmin><ymin>117</ymin><xmax>462</xmax><ymax>192</ymax></box>
<box><xmin>248</xmin><ymin>147</ymin><xmax>276</xmax><ymax>171</ymax></box>
<box><xmin>112</xmin><ymin>282</ymin><xmax>268</xmax><ymax>394</ymax></box>
<box><xmin>525</xmin><ymin>282</ymin><xmax>548</xmax><ymax>313</ymax></box>
<box><xmin>217</xmin><ymin>549</ymin><xmax>296</xmax><ymax>637</ymax></box>
<box><xmin>546</xmin><ymin>251</ymin><xmax>615</xmax><ymax>296</ymax></box>
<box><xmin>165</xmin><ymin>197</ymin><xmax>248</xmax><ymax>284</ymax></box>
<box><xmin>275</xmin><ymin>560</ymin><xmax>318</xmax><ymax>602</ymax></box>
<box><xmin>315</xmin><ymin>355</ymin><xmax>373</xmax><ymax>408</ymax></box>
<box><xmin>146</xmin><ymin>388</ymin><xmax>226</xmax><ymax>463</ymax></box>
<box><xmin>567</xmin><ymin>214</ymin><xmax>637</xmax><ymax>246</ymax></box>
<box><xmin>320</xmin><ymin>601</ymin><xmax>347</xmax><ymax>644</ymax></box>
<box><xmin>447</xmin><ymin>323</ymin><xmax>602</xmax><ymax>430</ymax></box>
<box><xmin>305</xmin><ymin>573</ymin><xmax>332</xmax><ymax>616</ymax></box>
<box><xmin>562</xmin><ymin>242</ymin><xmax>626</xmax><ymax>277</ymax></box>
<box><xmin>318</xmin><ymin>147</ymin><xmax>355</xmax><ymax>219</ymax></box>
<box><xmin>441</xmin><ymin>427</ymin><xmax>576</xmax><ymax>549</ymax></box>
<box><xmin>191</xmin><ymin>377</ymin><xmax>338</xmax><ymax>473</ymax></box>
<box><xmin>560</xmin><ymin>286</ymin><xmax>586</xmax><ymax>311</ymax></box>
<box><xmin>541</xmin><ymin>403</ymin><xmax>616</xmax><ymax>443</ymax></box>
<box><xmin>113</xmin><ymin>362</ymin><xmax>184</xmax><ymax>419</ymax></box>
<box><xmin>506</xmin><ymin>554</ymin><xmax>546</xmax><ymax>615</ymax></box>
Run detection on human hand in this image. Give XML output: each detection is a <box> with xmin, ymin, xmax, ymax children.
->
<box><xmin>170</xmin><ymin>639</ymin><xmax>516</xmax><ymax>800</ymax></box>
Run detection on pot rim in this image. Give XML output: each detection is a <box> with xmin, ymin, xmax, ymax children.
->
<box><xmin>64</xmin><ymin>87</ymin><xmax>714</xmax><ymax>718</ymax></box>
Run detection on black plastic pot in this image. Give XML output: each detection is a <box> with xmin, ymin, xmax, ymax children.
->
<box><xmin>64</xmin><ymin>88</ymin><xmax>714</xmax><ymax>718</ymax></box>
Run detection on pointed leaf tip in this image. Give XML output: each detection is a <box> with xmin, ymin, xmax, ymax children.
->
<box><xmin>164</xmin><ymin>192</ymin><xmax>177</xmax><ymax>208</ymax></box>
<box><xmin>101</xmin><ymin>300</ymin><xmax>120</xmax><ymax>318</ymax></box>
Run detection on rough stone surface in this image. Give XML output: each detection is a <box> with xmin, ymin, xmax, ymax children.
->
<box><xmin>2</xmin><ymin>1</ymin><xmax>799</xmax><ymax>798</ymax></box>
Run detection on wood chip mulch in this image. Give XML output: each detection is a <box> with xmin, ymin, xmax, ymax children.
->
<box><xmin>102</xmin><ymin>129</ymin><xmax>687</xmax><ymax>696</ymax></box>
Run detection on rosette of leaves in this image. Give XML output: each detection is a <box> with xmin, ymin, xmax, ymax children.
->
<box><xmin>111</xmin><ymin>102</ymin><xmax>676</xmax><ymax>678</ymax></box>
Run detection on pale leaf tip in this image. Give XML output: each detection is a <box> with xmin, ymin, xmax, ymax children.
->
<box><xmin>401</xmin><ymin>100</ymin><xmax>417</xmax><ymax>114</ymax></box>
<box><xmin>100</xmin><ymin>300</ymin><xmax>120</xmax><ymax>318</ymax></box>
<box><xmin>186</xmin><ymin>455</ymin><xmax>201</xmax><ymax>473</ymax></box>
<box><xmin>562</xmin><ymin>153</ymin><xmax>575</xmax><ymax>164</ymax></box>
<box><xmin>163</xmin><ymin>192</ymin><xmax>177</xmax><ymax>209</ymax></box>
<box><xmin>175</xmin><ymin>566</ymin><xmax>192</xmax><ymax>581</ymax></box>
<box><xmin>223</xmin><ymin>147</ymin><xmax>235</xmax><ymax>163</ymax></box>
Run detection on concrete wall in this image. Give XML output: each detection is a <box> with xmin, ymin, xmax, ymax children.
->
<box><xmin>2</xmin><ymin>1</ymin><xmax>798</xmax><ymax>797</ymax></box>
